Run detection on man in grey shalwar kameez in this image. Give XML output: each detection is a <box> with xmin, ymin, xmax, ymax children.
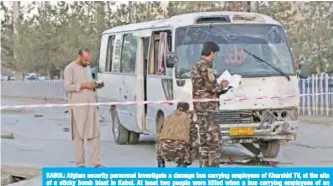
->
<box><xmin>64</xmin><ymin>48</ymin><xmax>103</xmax><ymax>167</ymax></box>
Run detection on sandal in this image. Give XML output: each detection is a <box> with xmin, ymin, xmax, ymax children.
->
<box><xmin>94</xmin><ymin>164</ymin><xmax>104</xmax><ymax>168</ymax></box>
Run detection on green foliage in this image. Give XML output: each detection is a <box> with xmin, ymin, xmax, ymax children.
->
<box><xmin>0</xmin><ymin>1</ymin><xmax>166</xmax><ymax>77</ymax></box>
<box><xmin>1</xmin><ymin>1</ymin><xmax>332</xmax><ymax>78</ymax></box>
<box><xmin>258</xmin><ymin>2</ymin><xmax>333</xmax><ymax>74</ymax></box>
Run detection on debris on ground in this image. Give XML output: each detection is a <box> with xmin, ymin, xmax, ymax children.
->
<box><xmin>62</xmin><ymin>127</ymin><xmax>70</xmax><ymax>132</ymax></box>
<box><xmin>1</xmin><ymin>132</ymin><xmax>15</xmax><ymax>139</ymax></box>
<box><xmin>33</xmin><ymin>114</ymin><xmax>44</xmax><ymax>118</ymax></box>
<box><xmin>220</xmin><ymin>156</ymin><xmax>285</xmax><ymax>167</ymax></box>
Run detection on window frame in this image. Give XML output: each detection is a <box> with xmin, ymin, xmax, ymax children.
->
<box><xmin>105</xmin><ymin>35</ymin><xmax>115</xmax><ymax>72</ymax></box>
<box><xmin>119</xmin><ymin>33</ymin><xmax>138</xmax><ymax>73</ymax></box>
<box><xmin>148</xmin><ymin>30</ymin><xmax>173</xmax><ymax>75</ymax></box>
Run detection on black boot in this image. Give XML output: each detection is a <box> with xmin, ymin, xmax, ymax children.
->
<box><xmin>176</xmin><ymin>163</ymin><xmax>187</xmax><ymax>168</ymax></box>
<box><xmin>157</xmin><ymin>160</ymin><xmax>165</xmax><ymax>168</ymax></box>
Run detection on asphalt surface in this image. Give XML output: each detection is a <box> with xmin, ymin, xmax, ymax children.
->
<box><xmin>1</xmin><ymin>97</ymin><xmax>333</xmax><ymax>168</ymax></box>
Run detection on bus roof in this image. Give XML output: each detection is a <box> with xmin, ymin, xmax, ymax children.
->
<box><xmin>103</xmin><ymin>11</ymin><xmax>282</xmax><ymax>35</ymax></box>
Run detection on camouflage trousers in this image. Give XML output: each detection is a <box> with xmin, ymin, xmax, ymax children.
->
<box><xmin>156</xmin><ymin>139</ymin><xmax>192</xmax><ymax>165</ymax></box>
<box><xmin>189</xmin><ymin>120</ymin><xmax>199</xmax><ymax>158</ymax></box>
<box><xmin>196</xmin><ymin>113</ymin><xmax>222</xmax><ymax>167</ymax></box>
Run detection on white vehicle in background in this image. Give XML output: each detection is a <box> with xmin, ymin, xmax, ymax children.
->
<box><xmin>97</xmin><ymin>12</ymin><xmax>309</xmax><ymax>158</ymax></box>
<box><xmin>24</xmin><ymin>73</ymin><xmax>47</xmax><ymax>80</ymax></box>
<box><xmin>1</xmin><ymin>76</ymin><xmax>7</xmax><ymax>81</ymax></box>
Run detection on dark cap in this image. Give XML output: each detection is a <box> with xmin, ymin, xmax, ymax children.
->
<box><xmin>176</xmin><ymin>102</ymin><xmax>190</xmax><ymax>112</ymax></box>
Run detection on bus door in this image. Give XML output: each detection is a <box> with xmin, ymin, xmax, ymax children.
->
<box><xmin>135</xmin><ymin>36</ymin><xmax>150</xmax><ymax>132</ymax></box>
<box><xmin>146</xmin><ymin>30</ymin><xmax>174</xmax><ymax>134</ymax></box>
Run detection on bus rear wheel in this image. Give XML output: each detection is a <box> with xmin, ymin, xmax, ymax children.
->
<box><xmin>111</xmin><ymin>107</ymin><xmax>129</xmax><ymax>145</ymax></box>
<box><xmin>128</xmin><ymin>131</ymin><xmax>140</xmax><ymax>144</ymax></box>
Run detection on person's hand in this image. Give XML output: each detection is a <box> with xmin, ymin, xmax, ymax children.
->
<box><xmin>81</xmin><ymin>82</ymin><xmax>98</xmax><ymax>90</ymax></box>
<box><xmin>220</xmin><ymin>80</ymin><xmax>229</xmax><ymax>89</ymax></box>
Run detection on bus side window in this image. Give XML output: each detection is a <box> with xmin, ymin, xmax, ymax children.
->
<box><xmin>110</xmin><ymin>34</ymin><xmax>122</xmax><ymax>72</ymax></box>
<box><xmin>148</xmin><ymin>34</ymin><xmax>158</xmax><ymax>75</ymax></box>
<box><xmin>150</xmin><ymin>31</ymin><xmax>172</xmax><ymax>75</ymax></box>
<box><xmin>120</xmin><ymin>33</ymin><xmax>138</xmax><ymax>73</ymax></box>
<box><xmin>153</xmin><ymin>39</ymin><xmax>160</xmax><ymax>74</ymax></box>
<box><xmin>105</xmin><ymin>35</ymin><xmax>115</xmax><ymax>72</ymax></box>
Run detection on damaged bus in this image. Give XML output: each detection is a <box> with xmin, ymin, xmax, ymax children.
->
<box><xmin>96</xmin><ymin>11</ymin><xmax>309</xmax><ymax>158</ymax></box>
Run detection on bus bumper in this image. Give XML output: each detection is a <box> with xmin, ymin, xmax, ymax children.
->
<box><xmin>220</xmin><ymin>120</ymin><xmax>299</xmax><ymax>144</ymax></box>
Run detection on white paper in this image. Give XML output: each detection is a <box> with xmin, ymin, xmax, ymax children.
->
<box><xmin>229</xmin><ymin>74</ymin><xmax>242</xmax><ymax>89</ymax></box>
<box><xmin>217</xmin><ymin>70</ymin><xmax>242</xmax><ymax>90</ymax></box>
<box><xmin>95</xmin><ymin>80</ymin><xmax>104</xmax><ymax>84</ymax></box>
<box><xmin>217</xmin><ymin>70</ymin><xmax>232</xmax><ymax>84</ymax></box>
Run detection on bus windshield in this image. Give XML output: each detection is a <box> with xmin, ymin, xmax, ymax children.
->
<box><xmin>175</xmin><ymin>24</ymin><xmax>295</xmax><ymax>79</ymax></box>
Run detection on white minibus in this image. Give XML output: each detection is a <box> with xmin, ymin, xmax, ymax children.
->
<box><xmin>97</xmin><ymin>11</ymin><xmax>309</xmax><ymax>158</ymax></box>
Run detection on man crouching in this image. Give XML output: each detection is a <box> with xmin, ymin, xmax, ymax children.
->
<box><xmin>156</xmin><ymin>102</ymin><xmax>193</xmax><ymax>168</ymax></box>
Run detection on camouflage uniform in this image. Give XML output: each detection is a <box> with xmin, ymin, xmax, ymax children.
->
<box><xmin>156</xmin><ymin>111</ymin><xmax>194</xmax><ymax>167</ymax></box>
<box><xmin>157</xmin><ymin>140</ymin><xmax>192</xmax><ymax>165</ymax></box>
<box><xmin>189</xmin><ymin>113</ymin><xmax>199</xmax><ymax>158</ymax></box>
<box><xmin>191</xmin><ymin>57</ymin><xmax>227</xmax><ymax>167</ymax></box>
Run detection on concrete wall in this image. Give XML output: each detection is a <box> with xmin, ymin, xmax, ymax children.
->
<box><xmin>1</xmin><ymin>80</ymin><xmax>66</xmax><ymax>101</ymax></box>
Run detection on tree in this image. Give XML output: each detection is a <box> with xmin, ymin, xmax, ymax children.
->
<box><xmin>2</xmin><ymin>1</ymin><xmax>332</xmax><ymax>77</ymax></box>
<box><xmin>135</xmin><ymin>1</ymin><xmax>165</xmax><ymax>22</ymax></box>
<box><xmin>1</xmin><ymin>1</ymin><xmax>25</xmax><ymax>71</ymax></box>
<box><xmin>166</xmin><ymin>1</ymin><xmax>248</xmax><ymax>17</ymax></box>
<box><xmin>1</xmin><ymin>1</ymin><xmax>14</xmax><ymax>69</ymax></box>
<box><xmin>295</xmin><ymin>2</ymin><xmax>333</xmax><ymax>73</ymax></box>
<box><xmin>258</xmin><ymin>2</ymin><xmax>333</xmax><ymax>73</ymax></box>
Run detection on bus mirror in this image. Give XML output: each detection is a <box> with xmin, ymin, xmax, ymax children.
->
<box><xmin>166</xmin><ymin>52</ymin><xmax>178</xmax><ymax>68</ymax></box>
<box><xmin>299</xmin><ymin>63</ymin><xmax>310</xmax><ymax>79</ymax></box>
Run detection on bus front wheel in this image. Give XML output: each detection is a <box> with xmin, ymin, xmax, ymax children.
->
<box><xmin>156</xmin><ymin>112</ymin><xmax>165</xmax><ymax>135</ymax></box>
<box><xmin>111</xmin><ymin>107</ymin><xmax>129</xmax><ymax>145</ymax></box>
<box><xmin>259</xmin><ymin>140</ymin><xmax>281</xmax><ymax>158</ymax></box>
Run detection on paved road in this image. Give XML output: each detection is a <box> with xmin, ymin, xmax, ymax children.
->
<box><xmin>1</xmin><ymin>97</ymin><xmax>333</xmax><ymax>168</ymax></box>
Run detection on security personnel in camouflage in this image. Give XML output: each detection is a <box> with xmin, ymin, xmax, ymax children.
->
<box><xmin>156</xmin><ymin>102</ymin><xmax>195</xmax><ymax>167</ymax></box>
<box><xmin>188</xmin><ymin>113</ymin><xmax>199</xmax><ymax>159</ymax></box>
<box><xmin>191</xmin><ymin>41</ymin><xmax>230</xmax><ymax>167</ymax></box>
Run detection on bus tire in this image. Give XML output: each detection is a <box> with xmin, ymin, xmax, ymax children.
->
<box><xmin>111</xmin><ymin>107</ymin><xmax>129</xmax><ymax>145</ymax></box>
<box><xmin>259</xmin><ymin>140</ymin><xmax>280</xmax><ymax>158</ymax></box>
<box><xmin>128</xmin><ymin>132</ymin><xmax>140</xmax><ymax>144</ymax></box>
<box><xmin>156</xmin><ymin>111</ymin><xmax>165</xmax><ymax>135</ymax></box>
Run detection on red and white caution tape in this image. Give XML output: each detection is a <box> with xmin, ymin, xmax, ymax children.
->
<box><xmin>1</xmin><ymin>92</ymin><xmax>332</xmax><ymax>110</ymax></box>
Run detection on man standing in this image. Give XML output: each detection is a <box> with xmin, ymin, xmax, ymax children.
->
<box><xmin>64</xmin><ymin>48</ymin><xmax>103</xmax><ymax>167</ymax></box>
<box><xmin>191</xmin><ymin>41</ymin><xmax>229</xmax><ymax>167</ymax></box>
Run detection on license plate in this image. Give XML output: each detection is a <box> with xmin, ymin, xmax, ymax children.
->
<box><xmin>230</xmin><ymin>128</ymin><xmax>254</xmax><ymax>136</ymax></box>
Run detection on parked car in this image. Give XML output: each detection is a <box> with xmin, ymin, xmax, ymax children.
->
<box><xmin>1</xmin><ymin>76</ymin><xmax>9</xmax><ymax>81</ymax></box>
<box><xmin>24</xmin><ymin>73</ymin><xmax>47</xmax><ymax>81</ymax></box>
